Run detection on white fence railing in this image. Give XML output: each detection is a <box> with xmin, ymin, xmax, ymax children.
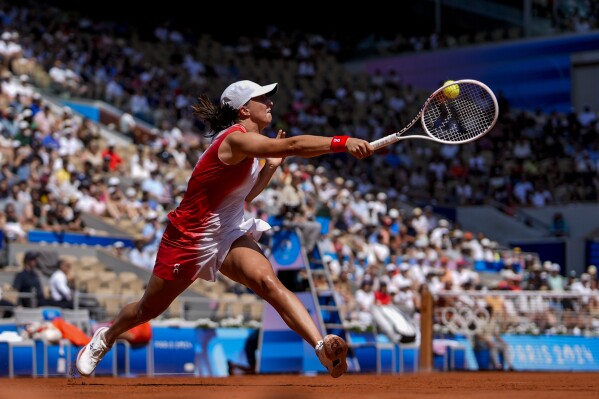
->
<box><xmin>434</xmin><ymin>290</ymin><xmax>599</xmax><ymax>336</ymax></box>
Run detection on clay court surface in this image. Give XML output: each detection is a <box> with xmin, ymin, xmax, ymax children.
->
<box><xmin>0</xmin><ymin>372</ymin><xmax>598</xmax><ymax>399</ymax></box>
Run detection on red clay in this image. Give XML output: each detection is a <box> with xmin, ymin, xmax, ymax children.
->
<box><xmin>0</xmin><ymin>372</ymin><xmax>597</xmax><ymax>399</ymax></box>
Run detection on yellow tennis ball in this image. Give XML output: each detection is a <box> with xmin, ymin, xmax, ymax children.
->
<box><xmin>443</xmin><ymin>80</ymin><xmax>460</xmax><ymax>99</ymax></box>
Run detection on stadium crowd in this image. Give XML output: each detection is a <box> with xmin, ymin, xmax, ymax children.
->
<box><xmin>0</xmin><ymin>1</ymin><xmax>597</xmax><ymax>337</ymax></box>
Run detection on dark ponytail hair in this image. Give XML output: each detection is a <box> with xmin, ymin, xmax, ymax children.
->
<box><xmin>191</xmin><ymin>94</ymin><xmax>239</xmax><ymax>138</ymax></box>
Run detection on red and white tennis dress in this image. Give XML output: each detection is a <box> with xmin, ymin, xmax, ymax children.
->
<box><xmin>153</xmin><ymin>124</ymin><xmax>270</xmax><ymax>282</ymax></box>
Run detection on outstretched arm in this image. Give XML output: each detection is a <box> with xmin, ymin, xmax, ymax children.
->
<box><xmin>225</xmin><ymin>131</ymin><xmax>373</xmax><ymax>161</ymax></box>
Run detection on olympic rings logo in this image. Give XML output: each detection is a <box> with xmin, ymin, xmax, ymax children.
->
<box><xmin>440</xmin><ymin>306</ymin><xmax>490</xmax><ymax>335</ymax></box>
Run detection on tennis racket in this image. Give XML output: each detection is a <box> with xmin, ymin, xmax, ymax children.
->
<box><xmin>370</xmin><ymin>79</ymin><xmax>498</xmax><ymax>150</ymax></box>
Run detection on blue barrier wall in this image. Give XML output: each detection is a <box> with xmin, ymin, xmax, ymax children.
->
<box><xmin>586</xmin><ymin>239</ymin><xmax>599</xmax><ymax>268</ymax></box>
<box><xmin>149</xmin><ymin>326</ymin><xmax>254</xmax><ymax>377</ymax></box>
<box><xmin>509</xmin><ymin>241</ymin><xmax>567</xmax><ymax>272</ymax></box>
<box><xmin>359</xmin><ymin>32</ymin><xmax>599</xmax><ymax>113</ymax></box>
<box><xmin>63</xmin><ymin>102</ymin><xmax>100</xmax><ymax>122</ymax></box>
<box><xmin>27</xmin><ymin>230</ymin><xmax>134</xmax><ymax>248</ymax></box>
<box><xmin>502</xmin><ymin>335</ymin><xmax>599</xmax><ymax>371</ymax></box>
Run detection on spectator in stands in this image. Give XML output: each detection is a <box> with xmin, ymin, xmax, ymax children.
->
<box><xmin>100</xmin><ymin>140</ymin><xmax>123</xmax><ymax>172</ymax></box>
<box><xmin>277</xmin><ymin>170</ymin><xmax>321</xmax><ymax>254</ymax></box>
<box><xmin>140</xmin><ymin>210</ymin><xmax>164</xmax><ymax>255</ymax></box>
<box><xmin>12</xmin><ymin>251</ymin><xmax>45</xmax><ymax>307</ymax></box>
<box><xmin>587</xmin><ymin>265</ymin><xmax>598</xmax><ymax>290</ymax></box>
<box><xmin>374</xmin><ymin>281</ymin><xmax>392</xmax><ymax>305</ymax></box>
<box><xmin>497</xmin><ymin>270</ymin><xmax>523</xmax><ymax>291</ymax></box>
<box><xmin>547</xmin><ymin>263</ymin><xmax>565</xmax><ymax>292</ymax></box>
<box><xmin>1</xmin><ymin>202</ymin><xmax>27</xmax><ymax>243</ymax></box>
<box><xmin>355</xmin><ymin>279</ymin><xmax>376</xmax><ymax>325</ymax></box>
<box><xmin>128</xmin><ymin>238</ymin><xmax>154</xmax><ymax>270</ymax></box>
<box><xmin>394</xmin><ymin>280</ymin><xmax>416</xmax><ymax>315</ymax></box>
<box><xmin>473</xmin><ymin>305</ymin><xmax>513</xmax><ymax>371</ymax></box>
<box><xmin>0</xmin><ymin>286</ymin><xmax>15</xmax><ymax>318</ymax></box>
<box><xmin>75</xmin><ymin>79</ymin><xmax>373</xmax><ymax>379</ymax></box>
<box><xmin>112</xmin><ymin>240</ymin><xmax>126</xmax><ymax>259</ymax></box>
<box><xmin>549</xmin><ymin>212</ymin><xmax>569</xmax><ymax>237</ymax></box>
<box><xmin>48</xmin><ymin>258</ymin><xmax>74</xmax><ymax>308</ymax></box>
<box><xmin>334</xmin><ymin>269</ymin><xmax>356</xmax><ymax>321</ymax></box>
<box><xmin>80</xmin><ymin>140</ymin><xmax>104</xmax><ymax>169</ymax></box>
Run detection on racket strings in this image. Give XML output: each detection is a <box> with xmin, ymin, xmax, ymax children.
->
<box><xmin>423</xmin><ymin>83</ymin><xmax>496</xmax><ymax>143</ymax></box>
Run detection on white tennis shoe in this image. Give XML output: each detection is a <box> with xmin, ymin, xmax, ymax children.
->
<box><xmin>315</xmin><ymin>334</ymin><xmax>348</xmax><ymax>378</ymax></box>
<box><xmin>76</xmin><ymin>326</ymin><xmax>111</xmax><ymax>376</ymax></box>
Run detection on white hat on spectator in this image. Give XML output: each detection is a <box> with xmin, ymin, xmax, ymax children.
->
<box><xmin>502</xmin><ymin>269</ymin><xmax>522</xmax><ymax>281</ymax></box>
<box><xmin>552</xmin><ymin>263</ymin><xmax>561</xmax><ymax>272</ymax></box>
<box><xmin>388</xmin><ymin>208</ymin><xmax>399</xmax><ymax>218</ymax></box>
<box><xmin>19</xmin><ymin>74</ymin><xmax>29</xmax><ymax>82</ymax></box>
<box><xmin>376</xmin><ymin>192</ymin><xmax>387</xmax><ymax>201</ymax></box>
<box><xmin>125</xmin><ymin>187</ymin><xmax>136</xmax><ymax>197</ymax></box>
<box><xmin>412</xmin><ymin>207</ymin><xmax>422</xmax><ymax>216</ymax></box>
<box><xmin>108</xmin><ymin>176</ymin><xmax>120</xmax><ymax>186</ymax></box>
<box><xmin>1</xmin><ymin>32</ymin><xmax>11</xmax><ymax>40</ymax></box>
<box><xmin>543</xmin><ymin>260</ymin><xmax>553</xmax><ymax>271</ymax></box>
<box><xmin>146</xmin><ymin>210</ymin><xmax>158</xmax><ymax>220</ymax></box>
<box><xmin>588</xmin><ymin>265</ymin><xmax>597</xmax><ymax>275</ymax></box>
<box><xmin>114</xmin><ymin>241</ymin><xmax>125</xmax><ymax>248</ymax></box>
<box><xmin>19</xmin><ymin>121</ymin><xmax>29</xmax><ymax>130</ymax></box>
<box><xmin>501</xmin><ymin>269</ymin><xmax>515</xmax><ymax>279</ymax></box>
<box><xmin>399</xmin><ymin>262</ymin><xmax>410</xmax><ymax>271</ymax></box>
<box><xmin>22</xmin><ymin>109</ymin><xmax>33</xmax><ymax>118</ymax></box>
<box><xmin>348</xmin><ymin>222</ymin><xmax>363</xmax><ymax>234</ymax></box>
<box><xmin>397</xmin><ymin>280</ymin><xmax>411</xmax><ymax>289</ymax></box>
<box><xmin>581</xmin><ymin>273</ymin><xmax>591</xmax><ymax>281</ymax></box>
<box><xmin>220</xmin><ymin>80</ymin><xmax>278</xmax><ymax>110</ymax></box>
<box><xmin>438</xmin><ymin>219</ymin><xmax>449</xmax><ymax>228</ymax></box>
<box><xmin>386</xmin><ymin>263</ymin><xmax>397</xmax><ymax>272</ymax></box>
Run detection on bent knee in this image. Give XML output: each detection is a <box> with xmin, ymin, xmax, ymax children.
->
<box><xmin>251</xmin><ymin>275</ymin><xmax>284</xmax><ymax>299</ymax></box>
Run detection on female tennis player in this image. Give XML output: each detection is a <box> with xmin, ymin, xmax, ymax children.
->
<box><xmin>76</xmin><ymin>80</ymin><xmax>373</xmax><ymax>378</ymax></box>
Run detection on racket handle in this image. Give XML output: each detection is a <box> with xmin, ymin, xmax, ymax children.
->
<box><xmin>370</xmin><ymin>133</ymin><xmax>400</xmax><ymax>150</ymax></box>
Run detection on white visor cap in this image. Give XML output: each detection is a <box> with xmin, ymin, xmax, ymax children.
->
<box><xmin>220</xmin><ymin>80</ymin><xmax>278</xmax><ymax>110</ymax></box>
